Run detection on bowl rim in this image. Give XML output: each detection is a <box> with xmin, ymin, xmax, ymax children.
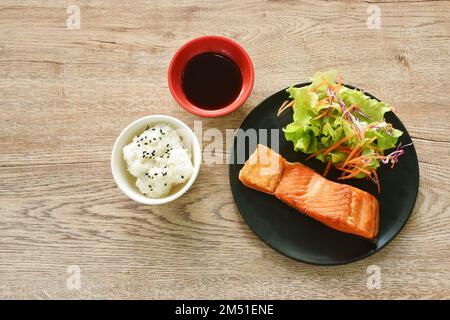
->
<box><xmin>168</xmin><ymin>35</ymin><xmax>254</xmax><ymax>118</ymax></box>
<box><xmin>111</xmin><ymin>114</ymin><xmax>201</xmax><ymax>205</ymax></box>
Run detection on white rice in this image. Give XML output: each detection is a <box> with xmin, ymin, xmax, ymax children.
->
<box><xmin>123</xmin><ymin>123</ymin><xmax>194</xmax><ymax>198</ymax></box>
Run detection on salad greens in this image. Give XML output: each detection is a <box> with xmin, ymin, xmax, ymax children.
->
<box><xmin>279</xmin><ymin>69</ymin><xmax>409</xmax><ymax>192</ymax></box>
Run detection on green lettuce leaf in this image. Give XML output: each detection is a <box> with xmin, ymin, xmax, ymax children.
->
<box><xmin>366</xmin><ymin>127</ymin><xmax>403</xmax><ymax>150</ymax></box>
<box><xmin>282</xmin><ymin>69</ymin><xmax>403</xmax><ymax>179</ymax></box>
<box><xmin>311</xmin><ymin>69</ymin><xmax>337</xmax><ymax>93</ymax></box>
<box><xmin>340</xmin><ymin>89</ymin><xmax>391</xmax><ymax>122</ymax></box>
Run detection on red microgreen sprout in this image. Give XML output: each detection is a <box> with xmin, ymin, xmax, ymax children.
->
<box><xmin>327</xmin><ymin>88</ymin><xmax>364</xmax><ymax>141</ymax></box>
<box><xmin>382</xmin><ymin>142</ymin><xmax>413</xmax><ymax>168</ymax></box>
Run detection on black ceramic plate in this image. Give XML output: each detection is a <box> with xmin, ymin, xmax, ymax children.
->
<box><xmin>229</xmin><ymin>83</ymin><xmax>419</xmax><ymax>265</ymax></box>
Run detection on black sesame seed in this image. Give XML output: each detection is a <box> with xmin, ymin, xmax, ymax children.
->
<box><xmin>181</xmin><ymin>175</ymin><xmax>184</xmax><ymax>179</ymax></box>
<box><xmin>166</xmin><ymin>144</ymin><xmax>169</xmax><ymax>147</ymax></box>
<box><xmin>154</xmin><ymin>173</ymin><xmax>158</xmax><ymax>176</ymax></box>
<box><xmin>144</xmin><ymin>143</ymin><xmax>148</xmax><ymax>145</ymax></box>
<box><xmin>164</xmin><ymin>183</ymin><xmax>167</xmax><ymax>186</ymax></box>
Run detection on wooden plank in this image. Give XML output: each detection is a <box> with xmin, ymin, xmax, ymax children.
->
<box><xmin>0</xmin><ymin>0</ymin><xmax>449</xmax><ymax>299</ymax></box>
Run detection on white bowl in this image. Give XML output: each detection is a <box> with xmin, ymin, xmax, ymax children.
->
<box><xmin>111</xmin><ymin>115</ymin><xmax>201</xmax><ymax>205</ymax></box>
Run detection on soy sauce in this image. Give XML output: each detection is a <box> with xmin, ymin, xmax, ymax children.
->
<box><xmin>181</xmin><ymin>52</ymin><xmax>243</xmax><ymax>110</ymax></box>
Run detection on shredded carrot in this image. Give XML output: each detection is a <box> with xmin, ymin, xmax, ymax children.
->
<box><xmin>338</xmin><ymin>171</ymin><xmax>360</xmax><ymax>180</ymax></box>
<box><xmin>323</xmin><ymin>159</ymin><xmax>332</xmax><ymax>177</ymax></box>
<box><xmin>312</xmin><ymin>109</ymin><xmax>330</xmax><ymax>121</ymax></box>
<box><xmin>277</xmin><ymin>100</ymin><xmax>294</xmax><ymax>116</ymax></box>
<box><xmin>323</xmin><ymin>133</ymin><xmax>355</xmax><ymax>156</ymax></box>
<box><xmin>330</xmin><ymin>75</ymin><xmax>343</xmax><ymax>93</ymax></box>
<box><xmin>337</xmin><ymin>146</ymin><xmax>352</xmax><ymax>153</ymax></box>
<box><xmin>347</xmin><ymin>155</ymin><xmax>385</xmax><ymax>165</ymax></box>
<box><xmin>342</xmin><ymin>137</ymin><xmax>375</xmax><ymax>166</ymax></box>
<box><xmin>336</xmin><ymin>167</ymin><xmax>354</xmax><ymax>174</ymax></box>
<box><xmin>310</xmin><ymin>76</ymin><xmax>337</xmax><ymax>93</ymax></box>
<box><xmin>354</xmin><ymin>166</ymin><xmax>371</xmax><ymax>175</ymax></box>
<box><xmin>279</xmin><ymin>100</ymin><xmax>289</xmax><ymax>109</ymax></box>
<box><xmin>306</xmin><ymin>148</ymin><xmax>327</xmax><ymax>161</ymax></box>
<box><xmin>343</xmin><ymin>145</ymin><xmax>362</xmax><ymax>166</ymax></box>
<box><xmin>308</xmin><ymin>79</ymin><xmax>326</xmax><ymax>92</ymax></box>
<box><xmin>317</xmin><ymin>97</ymin><xmax>329</xmax><ymax>107</ymax></box>
<box><xmin>338</xmin><ymin>166</ymin><xmax>369</xmax><ymax>180</ymax></box>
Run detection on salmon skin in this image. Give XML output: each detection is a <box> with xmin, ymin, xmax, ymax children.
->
<box><xmin>239</xmin><ymin>144</ymin><xmax>379</xmax><ymax>240</ymax></box>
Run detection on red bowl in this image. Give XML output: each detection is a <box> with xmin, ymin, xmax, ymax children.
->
<box><xmin>168</xmin><ymin>36</ymin><xmax>254</xmax><ymax>117</ymax></box>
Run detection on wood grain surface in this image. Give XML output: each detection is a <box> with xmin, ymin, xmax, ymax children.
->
<box><xmin>0</xmin><ymin>0</ymin><xmax>449</xmax><ymax>299</ymax></box>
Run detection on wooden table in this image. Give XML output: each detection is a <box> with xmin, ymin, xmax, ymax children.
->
<box><xmin>0</xmin><ymin>0</ymin><xmax>449</xmax><ymax>300</ymax></box>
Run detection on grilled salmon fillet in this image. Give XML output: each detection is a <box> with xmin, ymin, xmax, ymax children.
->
<box><xmin>239</xmin><ymin>144</ymin><xmax>286</xmax><ymax>194</ymax></box>
<box><xmin>239</xmin><ymin>144</ymin><xmax>379</xmax><ymax>239</ymax></box>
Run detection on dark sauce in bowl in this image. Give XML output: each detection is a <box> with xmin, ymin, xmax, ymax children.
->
<box><xmin>181</xmin><ymin>52</ymin><xmax>243</xmax><ymax>110</ymax></box>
